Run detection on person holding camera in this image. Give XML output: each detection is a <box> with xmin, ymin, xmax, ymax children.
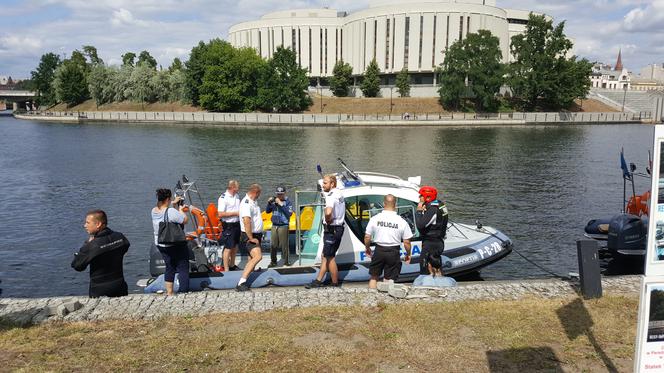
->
<box><xmin>266</xmin><ymin>186</ymin><xmax>293</xmax><ymax>267</ymax></box>
<box><xmin>151</xmin><ymin>188</ymin><xmax>189</xmax><ymax>295</ymax></box>
<box><xmin>72</xmin><ymin>209</ymin><xmax>130</xmax><ymax>298</ymax></box>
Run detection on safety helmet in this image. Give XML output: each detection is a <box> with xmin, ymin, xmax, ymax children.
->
<box><xmin>418</xmin><ymin>186</ymin><xmax>438</xmax><ymax>203</ymax></box>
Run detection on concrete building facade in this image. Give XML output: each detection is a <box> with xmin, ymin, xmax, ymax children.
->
<box><xmin>228</xmin><ymin>0</ymin><xmax>539</xmax><ymax>82</ymax></box>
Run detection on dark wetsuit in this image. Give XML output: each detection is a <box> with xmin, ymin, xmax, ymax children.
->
<box><xmin>71</xmin><ymin>227</ymin><xmax>130</xmax><ymax>298</ymax></box>
<box><xmin>415</xmin><ymin>200</ymin><xmax>448</xmax><ymax>275</ymax></box>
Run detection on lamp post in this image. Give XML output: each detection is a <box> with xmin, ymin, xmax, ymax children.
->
<box><xmin>622</xmin><ymin>84</ymin><xmax>628</xmax><ymax>112</ymax></box>
<box><xmin>319</xmin><ymin>85</ymin><xmax>323</xmax><ymax>113</ymax></box>
<box><xmin>390</xmin><ymin>86</ymin><xmax>394</xmax><ymax>115</ymax></box>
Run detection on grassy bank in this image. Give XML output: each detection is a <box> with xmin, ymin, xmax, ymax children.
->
<box><xmin>47</xmin><ymin>97</ymin><xmax>616</xmax><ymax>115</ymax></box>
<box><xmin>0</xmin><ymin>295</ymin><xmax>636</xmax><ymax>372</ymax></box>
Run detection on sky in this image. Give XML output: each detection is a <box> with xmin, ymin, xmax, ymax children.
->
<box><xmin>0</xmin><ymin>0</ymin><xmax>662</xmax><ymax>79</ymax></box>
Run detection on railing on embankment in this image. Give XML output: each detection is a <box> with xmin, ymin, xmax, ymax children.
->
<box><xmin>18</xmin><ymin>110</ymin><xmax>653</xmax><ymax>125</ymax></box>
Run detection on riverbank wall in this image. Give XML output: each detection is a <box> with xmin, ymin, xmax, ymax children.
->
<box><xmin>14</xmin><ymin>110</ymin><xmax>652</xmax><ymax>127</ymax></box>
<box><xmin>0</xmin><ymin>276</ymin><xmax>640</xmax><ymax>325</ymax></box>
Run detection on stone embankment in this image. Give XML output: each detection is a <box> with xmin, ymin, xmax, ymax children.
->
<box><xmin>13</xmin><ymin>110</ymin><xmax>650</xmax><ymax>126</ymax></box>
<box><xmin>0</xmin><ymin>276</ymin><xmax>641</xmax><ymax>325</ymax></box>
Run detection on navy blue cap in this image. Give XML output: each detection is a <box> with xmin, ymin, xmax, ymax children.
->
<box><xmin>276</xmin><ymin>186</ymin><xmax>286</xmax><ymax>194</ymax></box>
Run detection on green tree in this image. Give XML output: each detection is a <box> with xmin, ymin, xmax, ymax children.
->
<box><xmin>329</xmin><ymin>60</ymin><xmax>353</xmax><ymax>97</ymax></box>
<box><xmin>82</xmin><ymin>45</ymin><xmax>103</xmax><ymax>65</ymax></box>
<box><xmin>128</xmin><ymin>64</ymin><xmax>157</xmax><ymax>103</ymax></box>
<box><xmin>257</xmin><ymin>46</ymin><xmax>312</xmax><ymax>113</ymax></box>
<box><xmin>464</xmin><ymin>30</ymin><xmax>504</xmax><ymax>111</ymax></box>
<box><xmin>53</xmin><ymin>59</ymin><xmax>89</xmax><ymax>106</ymax></box>
<box><xmin>88</xmin><ymin>64</ymin><xmax>113</xmax><ymax>106</ymax></box>
<box><xmin>168</xmin><ymin>69</ymin><xmax>187</xmax><ymax>102</ymax></box>
<box><xmin>199</xmin><ymin>46</ymin><xmax>267</xmax><ymax>112</ymax></box>
<box><xmin>122</xmin><ymin>52</ymin><xmax>136</xmax><ymax>67</ymax></box>
<box><xmin>508</xmin><ymin>13</ymin><xmax>592</xmax><ymax>110</ymax></box>
<box><xmin>138</xmin><ymin>50</ymin><xmax>157</xmax><ymax>69</ymax></box>
<box><xmin>395</xmin><ymin>68</ymin><xmax>410</xmax><ymax>97</ymax></box>
<box><xmin>437</xmin><ymin>43</ymin><xmax>468</xmax><ymax>111</ymax></box>
<box><xmin>168</xmin><ymin>57</ymin><xmax>183</xmax><ymax>72</ymax></box>
<box><xmin>185</xmin><ymin>39</ymin><xmax>229</xmax><ymax>106</ymax></box>
<box><xmin>437</xmin><ymin>30</ymin><xmax>504</xmax><ymax>111</ymax></box>
<box><xmin>30</xmin><ymin>52</ymin><xmax>61</xmax><ymax>107</ymax></box>
<box><xmin>360</xmin><ymin>59</ymin><xmax>381</xmax><ymax>97</ymax></box>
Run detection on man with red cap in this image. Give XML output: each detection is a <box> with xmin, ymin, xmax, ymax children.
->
<box><xmin>415</xmin><ymin>186</ymin><xmax>448</xmax><ymax>275</ymax></box>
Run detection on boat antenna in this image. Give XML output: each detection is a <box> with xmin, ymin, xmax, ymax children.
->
<box><xmin>337</xmin><ymin>158</ymin><xmax>360</xmax><ymax>180</ymax></box>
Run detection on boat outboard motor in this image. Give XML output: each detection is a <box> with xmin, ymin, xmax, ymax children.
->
<box><xmin>607</xmin><ymin>214</ymin><xmax>647</xmax><ymax>255</ymax></box>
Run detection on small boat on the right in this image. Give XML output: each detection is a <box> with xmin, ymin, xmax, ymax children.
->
<box><xmin>584</xmin><ymin>150</ymin><xmax>652</xmax><ymax>257</ymax></box>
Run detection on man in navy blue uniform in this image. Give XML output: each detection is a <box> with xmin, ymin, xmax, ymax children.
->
<box><xmin>266</xmin><ymin>186</ymin><xmax>293</xmax><ymax>267</ymax></box>
<box><xmin>415</xmin><ymin>186</ymin><xmax>448</xmax><ymax>275</ymax></box>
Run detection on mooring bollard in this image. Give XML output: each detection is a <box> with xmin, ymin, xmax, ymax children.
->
<box><xmin>576</xmin><ymin>240</ymin><xmax>602</xmax><ymax>299</ymax></box>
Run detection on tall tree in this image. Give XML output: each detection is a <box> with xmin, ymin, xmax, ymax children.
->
<box><xmin>122</xmin><ymin>52</ymin><xmax>136</xmax><ymax>67</ymax></box>
<box><xmin>395</xmin><ymin>67</ymin><xmax>410</xmax><ymax>97</ymax></box>
<box><xmin>257</xmin><ymin>46</ymin><xmax>312</xmax><ymax>112</ymax></box>
<box><xmin>185</xmin><ymin>39</ymin><xmax>228</xmax><ymax>106</ymax></box>
<box><xmin>329</xmin><ymin>60</ymin><xmax>353</xmax><ymax>97</ymax></box>
<box><xmin>199</xmin><ymin>45</ymin><xmax>267</xmax><ymax>112</ymax></box>
<box><xmin>168</xmin><ymin>57</ymin><xmax>183</xmax><ymax>72</ymax></box>
<box><xmin>360</xmin><ymin>59</ymin><xmax>381</xmax><ymax>98</ymax></box>
<box><xmin>137</xmin><ymin>50</ymin><xmax>157</xmax><ymax>69</ymax></box>
<box><xmin>82</xmin><ymin>45</ymin><xmax>103</xmax><ymax>65</ymax></box>
<box><xmin>438</xmin><ymin>30</ymin><xmax>505</xmax><ymax>111</ymax></box>
<box><xmin>88</xmin><ymin>64</ymin><xmax>113</xmax><ymax>106</ymax></box>
<box><xmin>437</xmin><ymin>42</ymin><xmax>468</xmax><ymax>111</ymax></box>
<box><xmin>508</xmin><ymin>13</ymin><xmax>592</xmax><ymax>110</ymax></box>
<box><xmin>30</xmin><ymin>52</ymin><xmax>61</xmax><ymax>107</ymax></box>
<box><xmin>464</xmin><ymin>30</ymin><xmax>504</xmax><ymax>111</ymax></box>
<box><xmin>52</xmin><ymin>59</ymin><xmax>89</xmax><ymax>106</ymax></box>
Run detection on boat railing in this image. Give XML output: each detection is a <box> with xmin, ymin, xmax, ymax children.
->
<box><xmin>355</xmin><ymin>171</ymin><xmax>404</xmax><ymax>181</ymax></box>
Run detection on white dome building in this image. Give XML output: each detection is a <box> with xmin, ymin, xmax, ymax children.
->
<box><xmin>229</xmin><ymin>0</ymin><xmax>541</xmax><ymax>86</ymax></box>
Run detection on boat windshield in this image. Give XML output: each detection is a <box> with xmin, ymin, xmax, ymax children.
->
<box><xmin>344</xmin><ymin>195</ymin><xmax>420</xmax><ymax>240</ymax></box>
<box><xmin>295</xmin><ymin>191</ymin><xmax>325</xmax><ymax>265</ymax></box>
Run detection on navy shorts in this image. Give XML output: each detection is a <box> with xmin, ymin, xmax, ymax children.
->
<box><xmin>221</xmin><ymin>222</ymin><xmax>241</xmax><ymax>249</ymax></box>
<box><xmin>322</xmin><ymin>225</ymin><xmax>344</xmax><ymax>258</ymax></box>
<box><xmin>369</xmin><ymin>246</ymin><xmax>402</xmax><ymax>280</ymax></box>
<box><xmin>240</xmin><ymin>232</ymin><xmax>263</xmax><ymax>257</ymax></box>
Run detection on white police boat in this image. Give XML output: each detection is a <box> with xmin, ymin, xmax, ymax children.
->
<box><xmin>143</xmin><ymin>161</ymin><xmax>512</xmax><ymax>292</ymax></box>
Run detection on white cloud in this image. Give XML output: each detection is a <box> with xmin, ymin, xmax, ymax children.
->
<box><xmin>111</xmin><ymin>8</ymin><xmax>148</xmax><ymax>27</ymax></box>
<box><xmin>0</xmin><ymin>35</ymin><xmax>42</xmax><ymax>54</ymax></box>
<box><xmin>623</xmin><ymin>0</ymin><xmax>664</xmax><ymax>32</ymax></box>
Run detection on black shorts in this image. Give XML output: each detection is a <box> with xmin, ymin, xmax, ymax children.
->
<box><xmin>322</xmin><ymin>225</ymin><xmax>344</xmax><ymax>258</ymax></box>
<box><xmin>369</xmin><ymin>246</ymin><xmax>402</xmax><ymax>280</ymax></box>
<box><xmin>221</xmin><ymin>222</ymin><xmax>241</xmax><ymax>249</ymax></box>
<box><xmin>240</xmin><ymin>232</ymin><xmax>263</xmax><ymax>257</ymax></box>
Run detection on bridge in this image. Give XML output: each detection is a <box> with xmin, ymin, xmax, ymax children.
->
<box><xmin>0</xmin><ymin>90</ymin><xmax>37</xmax><ymax>111</ymax></box>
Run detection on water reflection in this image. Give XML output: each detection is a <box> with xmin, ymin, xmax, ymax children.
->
<box><xmin>0</xmin><ymin>117</ymin><xmax>654</xmax><ymax>297</ymax></box>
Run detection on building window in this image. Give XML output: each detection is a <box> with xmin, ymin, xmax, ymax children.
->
<box><xmin>446</xmin><ymin>15</ymin><xmax>450</xmax><ymax>49</ymax></box>
<box><xmin>404</xmin><ymin>16</ymin><xmax>410</xmax><ymax>67</ymax></box>
<box><xmin>363</xmin><ymin>21</ymin><xmax>367</xmax><ymax>70</ymax></box>
<box><xmin>281</xmin><ymin>28</ymin><xmax>284</xmax><ymax>49</ymax></box>
<box><xmin>325</xmin><ymin>28</ymin><xmax>328</xmax><ymax>74</ymax></box>
<box><xmin>292</xmin><ymin>29</ymin><xmax>296</xmax><ymax>51</ymax></box>
<box><xmin>298</xmin><ymin>28</ymin><xmax>302</xmax><ymax>67</ymax></box>
<box><xmin>373</xmin><ymin>20</ymin><xmax>378</xmax><ymax>60</ymax></box>
<box><xmin>320</xmin><ymin>28</ymin><xmax>323</xmax><ymax>74</ymax></box>
<box><xmin>418</xmin><ymin>15</ymin><xmax>424</xmax><ymax>69</ymax></box>
<box><xmin>432</xmin><ymin>15</ymin><xmax>437</xmax><ymax>67</ymax></box>
<box><xmin>385</xmin><ymin>18</ymin><xmax>391</xmax><ymax>70</ymax></box>
<box><xmin>340</xmin><ymin>29</ymin><xmax>343</xmax><ymax>61</ymax></box>
<box><xmin>459</xmin><ymin>16</ymin><xmax>464</xmax><ymax>41</ymax></box>
<box><xmin>467</xmin><ymin>16</ymin><xmax>470</xmax><ymax>35</ymax></box>
<box><xmin>391</xmin><ymin>18</ymin><xmax>395</xmax><ymax>69</ymax></box>
<box><xmin>258</xmin><ymin>31</ymin><xmax>262</xmax><ymax>56</ymax></box>
<box><xmin>336</xmin><ymin>29</ymin><xmax>339</xmax><ymax>62</ymax></box>
<box><xmin>271</xmin><ymin>29</ymin><xmax>275</xmax><ymax>55</ymax></box>
<box><xmin>309</xmin><ymin>28</ymin><xmax>312</xmax><ymax>72</ymax></box>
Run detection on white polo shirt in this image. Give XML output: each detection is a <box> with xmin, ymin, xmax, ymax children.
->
<box><xmin>218</xmin><ymin>190</ymin><xmax>240</xmax><ymax>223</ymax></box>
<box><xmin>324</xmin><ymin>188</ymin><xmax>345</xmax><ymax>225</ymax></box>
<box><xmin>365</xmin><ymin>210</ymin><xmax>413</xmax><ymax>246</ymax></box>
<box><xmin>239</xmin><ymin>194</ymin><xmax>263</xmax><ymax>233</ymax></box>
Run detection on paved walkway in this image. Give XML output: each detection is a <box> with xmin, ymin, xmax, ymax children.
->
<box><xmin>0</xmin><ymin>276</ymin><xmax>641</xmax><ymax>325</ymax></box>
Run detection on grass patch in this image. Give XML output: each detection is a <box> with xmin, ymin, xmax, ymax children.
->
<box><xmin>0</xmin><ymin>296</ymin><xmax>637</xmax><ymax>372</ymax></box>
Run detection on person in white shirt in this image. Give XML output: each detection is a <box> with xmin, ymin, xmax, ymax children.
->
<box><xmin>364</xmin><ymin>194</ymin><xmax>413</xmax><ymax>289</ymax></box>
<box><xmin>236</xmin><ymin>183</ymin><xmax>264</xmax><ymax>291</ymax></box>
<box><xmin>218</xmin><ymin>180</ymin><xmax>241</xmax><ymax>271</ymax></box>
<box><xmin>305</xmin><ymin>174</ymin><xmax>345</xmax><ymax>288</ymax></box>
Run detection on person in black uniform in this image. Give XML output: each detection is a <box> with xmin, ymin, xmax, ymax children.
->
<box><xmin>71</xmin><ymin>209</ymin><xmax>130</xmax><ymax>298</ymax></box>
<box><xmin>415</xmin><ymin>186</ymin><xmax>448</xmax><ymax>275</ymax></box>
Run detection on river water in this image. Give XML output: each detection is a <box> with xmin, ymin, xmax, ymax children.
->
<box><xmin>0</xmin><ymin>112</ymin><xmax>654</xmax><ymax>297</ymax></box>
